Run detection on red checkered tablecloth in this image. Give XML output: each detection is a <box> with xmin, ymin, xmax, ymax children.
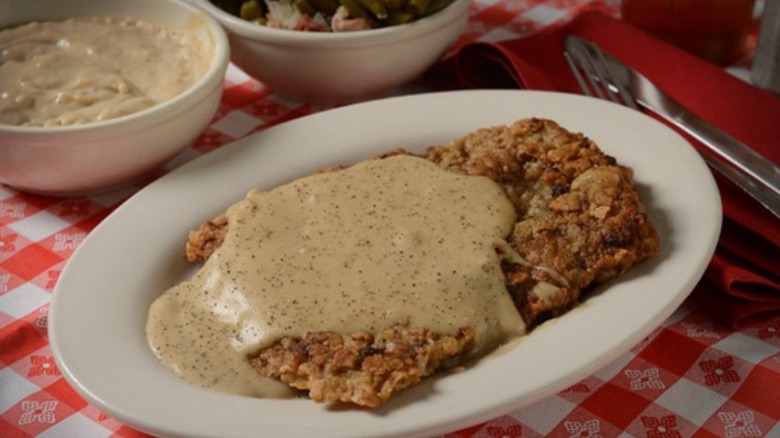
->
<box><xmin>2</xmin><ymin>1</ymin><xmax>779</xmax><ymax>437</ymax></box>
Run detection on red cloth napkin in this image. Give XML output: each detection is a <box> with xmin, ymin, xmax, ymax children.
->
<box><xmin>427</xmin><ymin>10</ymin><xmax>780</xmax><ymax>329</ymax></box>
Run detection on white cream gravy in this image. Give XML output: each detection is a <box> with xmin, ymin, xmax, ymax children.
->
<box><xmin>0</xmin><ymin>16</ymin><xmax>209</xmax><ymax>127</ymax></box>
<box><xmin>146</xmin><ymin>155</ymin><xmax>526</xmax><ymax>397</ymax></box>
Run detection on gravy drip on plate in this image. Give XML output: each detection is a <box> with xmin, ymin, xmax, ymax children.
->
<box><xmin>0</xmin><ymin>16</ymin><xmax>209</xmax><ymax>127</ymax></box>
<box><xmin>146</xmin><ymin>155</ymin><xmax>525</xmax><ymax>397</ymax></box>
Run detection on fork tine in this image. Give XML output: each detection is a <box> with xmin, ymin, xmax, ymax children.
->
<box><xmin>565</xmin><ymin>46</ymin><xmax>608</xmax><ymax>100</ymax></box>
<box><xmin>564</xmin><ymin>52</ymin><xmax>594</xmax><ymax>97</ymax></box>
<box><xmin>583</xmin><ymin>44</ymin><xmax>626</xmax><ymax>105</ymax></box>
<box><xmin>586</xmin><ymin>42</ymin><xmax>641</xmax><ymax>110</ymax></box>
<box><xmin>564</xmin><ymin>37</ymin><xmax>640</xmax><ymax>111</ymax></box>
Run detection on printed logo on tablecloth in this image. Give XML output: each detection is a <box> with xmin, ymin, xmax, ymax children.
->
<box><xmin>623</xmin><ymin>401</ymin><xmax>704</xmax><ymax>437</ymax></box>
<box><xmin>28</xmin><ymin>355</ymin><xmax>60</xmax><ymax>378</ymax></box>
<box><xmin>718</xmin><ymin>410</ymin><xmax>761</xmax><ymax>437</ymax></box>
<box><xmin>1</xmin><ymin>384</ymin><xmax>89</xmax><ymax>437</ymax></box>
<box><xmin>484</xmin><ymin>423</ymin><xmax>523</xmax><ymax>438</ymax></box>
<box><xmin>0</xmin><ymin>202</ymin><xmax>26</xmax><ymax>220</ymax></box>
<box><xmin>0</xmin><ymin>233</ymin><xmax>18</xmax><ymax>253</ymax></box>
<box><xmin>464</xmin><ymin>416</ymin><xmax>526</xmax><ymax>438</ymax></box>
<box><xmin>33</xmin><ymin>227</ymin><xmax>88</xmax><ymax>261</ymax></box>
<box><xmin>742</xmin><ymin>320</ymin><xmax>780</xmax><ymax>350</ymax></box>
<box><xmin>546</xmin><ymin>404</ymin><xmax>628</xmax><ymax>437</ymax></box>
<box><xmin>0</xmin><ymin>273</ymin><xmax>9</xmax><ymax>293</ymax></box>
<box><xmin>757</xmin><ymin>323</ymin><xmax>779</xmax><ymax>340</ymax></box>
<box><xmin>599</xmin><ymin>354</ymin><xmax>672</xmax><ymax>401</ymax></box>
<box><xmin>699</xmin><ymin>356</ymin><xmax>742</xmax><ymax>387</ymax></box>
<box><xmin>44</xmin><ymin>271</ymin><xmax>59</xmax><ymax>291</ymax></box>
<box><xmin>682</xmin><ymin>322</ymin><xmax>721</xmax><ymax>339</ymax></box>
<box><xmin>625</xmin><ymin>368</ymin><xmax>666</xmax><ymax>391</ymax></box>
<box><xmin>52</xmin><ymin>233</ymin><xmax>85</xmax><ymax>252</ymax></box>
<box><xmin>640</xmin><ymin>415</ymin><xmax>682</xmax><ymax>438</ymax></box>
<box><xmin>664</xmin><ymin>312</ymin><xmax>728</xmax><ymax>348</ymax></box>
<box><xmin>557</xmin><ymin>377</ymin><xmax>610</xmax><ymax>410</ymax></box>
<box><xmin>34</xmin><ymin>304</ymin><xmax>47</xmax><ymax>323</ymax></box>
<box><xmin>697</xmin><ymin>393</ymin><xmax>779</xmax><ymax>437</ymax></box>
<box><xmin>564</xmin><ymin>419</ymin><xmax>601</xmax><ymax>438</ymax></box>
<box><xmin>18</xmin><ymin>400</ymin><xmax>57</xmax><ymax>425</ymax></box>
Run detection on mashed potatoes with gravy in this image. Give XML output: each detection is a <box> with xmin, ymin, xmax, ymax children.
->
<box><xmin>0</xmin><ymin>16</ymin><xmax>209</xmax><ymax>127</ymax></box>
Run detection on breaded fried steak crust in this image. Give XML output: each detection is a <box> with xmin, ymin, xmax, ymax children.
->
<box><xmin>251</xmin><ymin>324</ymin><xmax>476</xmax><ymax>407</ymax></box>
<box><xmin>422</xmin><ymin>118</ymin><xmax>659</xmax><ymax>326</ymax></box>
<box><xmin>182</xmin><ymin>118</ymin><xmax>660</xmax><ymax>406</ymax></box>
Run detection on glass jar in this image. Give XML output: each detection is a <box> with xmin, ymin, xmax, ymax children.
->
<box><xmin>621</xmin><ymin>0</ymin><xmax>757</xmax><ymax>65</ymax></box>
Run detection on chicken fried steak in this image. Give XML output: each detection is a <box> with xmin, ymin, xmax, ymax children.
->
<box><xmin>180</xmin><ymin>118</ymin><xmax>660</xmax><ymax>407</ymax></box>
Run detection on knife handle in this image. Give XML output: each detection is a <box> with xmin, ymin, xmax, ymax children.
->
<box><xmin>698</xmin><ymin>148</ymin><xmax>780</xmax><ymax>221</ymax></box>
<box><xmin>672</xmin><ymin>111</ymin><xmax>780</xmax><ymax>214</ymax></box>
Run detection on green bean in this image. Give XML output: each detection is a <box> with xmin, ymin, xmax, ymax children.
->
<box><xmin>215</xmin><ymin>0</ymin><xmax>456</xmax><ymax>29</ymax></box>
<box><xmin>357</xmin><ymin>0</ymin><xmax>388</xmax><ymax>19</ymax></box>
<box><xmin>240</xmin><ymin>0</ymin><xmax>263</xmax><ymax>20</ymax></box>
<box><xmin>386</xmin><ymin>10</ymin><xmax>414</xmax><ymax>25</ymax></box>
<box><xmin>424</xmin><ymin>0</ymin><xmax>451</xmax><ymax>15</ymax></box>
<box><xmin>210</xmin><ymin>0</ymin><xmax>245</xmax><ymax>17</ymax></box>
<box><xmin>405</xmin><ymin>0</ymin><xmax>430</xmax><ymax>17</ymax></box>
<box><xmin>340</xmin><ymin>0</ymin><xmax>369</xmax><ymax>18</ymax></box>
<box><xmin>384</xmin><ymin>0</ymin><xmax>408</xmax><ymax>10</ymax></box>
<box><xmin>308</xmin><ymin>0</ymin><xmax>342</xmax><ymax>15</ymax></box>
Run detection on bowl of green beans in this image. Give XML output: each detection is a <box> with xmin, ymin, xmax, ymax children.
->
<box><xmin>190</xmin><ymin>0</ymin><xmax>470</xmax><ymax>104</ymax></box>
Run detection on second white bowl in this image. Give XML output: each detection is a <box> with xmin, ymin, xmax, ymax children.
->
<box><xmin>191</xmin><ymin>0</ymin><xmax>470</xmax><ymax>104</ymax></box>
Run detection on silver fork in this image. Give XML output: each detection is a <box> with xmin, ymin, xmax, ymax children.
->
<box><xmin>563</xmin><ymin>36</ymin><xmax>780</xmax><ymax>221</ymax></box>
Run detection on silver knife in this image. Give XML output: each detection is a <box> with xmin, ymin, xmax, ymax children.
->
<box><xmin>568</xmin><ymin>36</ymin><xmax>780</xmax><ymax>220</ymax></box>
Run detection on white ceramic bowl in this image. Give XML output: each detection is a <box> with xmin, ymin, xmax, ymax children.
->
<box><xmin>0</xmin><ymin>0</ymin><xmax>229</xmax><ymax>197</ymax></box>
<box><xmin>190</xmin><ymin>0</ymin><xmax>470</xmax><ymax>104</ymax></box>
